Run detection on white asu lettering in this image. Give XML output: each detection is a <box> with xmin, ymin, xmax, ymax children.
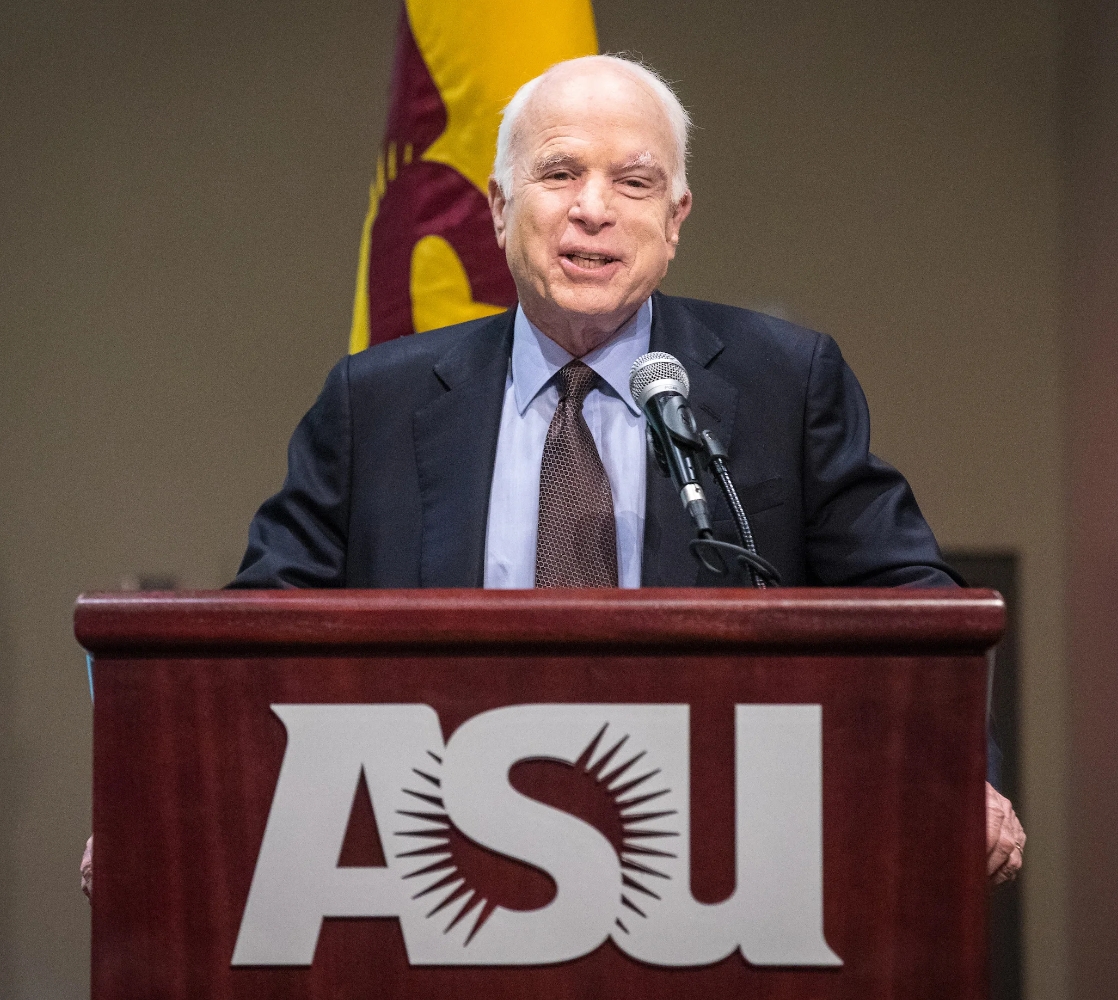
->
<box><xmin>232</xmin><ymin>704</ymin><xmax>841</xmax><ymax>969</ymax></box>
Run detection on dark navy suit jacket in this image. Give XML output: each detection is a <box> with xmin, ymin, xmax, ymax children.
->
<box><xmin>232</xmin><ymin>293</ymin><xmax>962</xmax><ymax>590</ymax></box>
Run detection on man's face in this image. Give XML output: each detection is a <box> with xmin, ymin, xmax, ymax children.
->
<box><xmin>489</xmin><ymin>65</ymin><xmax>692</xmax><ymax>355</ymax></box>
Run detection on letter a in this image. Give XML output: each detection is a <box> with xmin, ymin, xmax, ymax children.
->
<box><xmin>232</xmin><ymin>705</ymin><xmax>444</xmax><ymax>965</ymax></box>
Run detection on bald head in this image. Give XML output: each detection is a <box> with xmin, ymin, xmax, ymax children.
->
<box><xmin>486</xmin><ymin>55</ymin><xmax>693</xmax><ymax>358</ymax></box>
<box><xmin>494</xmin><ymin>56</ymin><xmax>691</xmax><ymax>205</ymax></box>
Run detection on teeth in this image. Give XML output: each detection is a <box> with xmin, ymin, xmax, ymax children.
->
<box><xmin>566</xmin><ymin>253</ymin><xmax>614</xmax><ymax>268</ymax></box>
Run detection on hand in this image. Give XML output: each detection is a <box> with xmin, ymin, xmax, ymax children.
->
<box><xmin>81</xmin><ymin>835</ymin><xmax>93</xmax><ymax>902</ymax></box>
<box><xmin>986</xmin><ymin>782</ymin><xmax>1025</xmax><ymax>886</ymax></box>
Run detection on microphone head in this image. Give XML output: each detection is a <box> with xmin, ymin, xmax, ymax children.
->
<box><xmin>629</xmin><ymin>352</ymin><xmax>690</xmax><ymax>408</ymax></box>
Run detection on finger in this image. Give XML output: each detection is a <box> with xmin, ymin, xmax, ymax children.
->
<box><xmin>989</xmin><ymin>840</ymin><xmax>1013</xmax><ymax>876</ymax></box>
<box><xmin>993</xmin><ymin>863</ymin><xmax>1016</xmax><ymax>886</ymax></box>
<box><xmin>985</xmin><ymin>783</ymin><xmax>1012</xmax><ymax>857</ymax></box>
<box><xmin>1007</xmin><ymin>816</ymin><xmax>1025</xmax><ymax>872</ymax></box>
<box><xmin>1003</xmin><ymin>807</ymin><xmax>1025</xmax><ymax>874</ymax></box>
<box><xmin>80</xmin><ymin>835</ymin><xmax>94</xmax><ymax>902</ymax></box>
<box><xmin>989</xmin><ymin>817</ymin><xmax>1017</xmax><ymax>872</ymax></box>
<box><xmin>988</xmin><ymin>819</ymin><xmax>1020</xmax><ymax>876</ymax></box>
<box><xmin>986</xmin><ymin>783</ymin><xmax>1007</xmax><ymax>852</ymax></box>
<box><xmin>994</xmin><ymin>843</ymin><xmax>1023</xmax><ymax>885</ymax></box>
<box><xmin>1006</xmin><ymin>809</ymin><xmax>1025</xmax><ymax>852</ymax></box>
<box><xmin>992</xmin><ymin>827</ymin><xmax>1026</xmax><ymax>885</ymax></box>
<box><xmin>1008</xmin><ymin>844</ymin><xmax>1023</xmax><ymax>875</ymax></box>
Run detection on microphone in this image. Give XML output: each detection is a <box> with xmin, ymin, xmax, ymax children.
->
<box><xmin>629</xmin><ymin>352</ymin><xmax>713</xmax><ymax>535</ymax></box>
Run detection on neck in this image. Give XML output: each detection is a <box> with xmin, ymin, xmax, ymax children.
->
<box><xmin>520</xmin><ymin>300</ymin><xmax>644</xmax><ymax>358</ymax></box>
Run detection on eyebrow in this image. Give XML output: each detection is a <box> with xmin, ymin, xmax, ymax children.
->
<box><xmin>615</xmin><ymin>151</ymin><xmax>667</xmax><ymax>178</ymax></box>
<box><xmin>531</xmin><ymin>149</ymin><xmax>668</xmax><ymax>181</ymax></box>
<box><xmin>531</xmin><ymin>151</ymin><xmax>582</xmax><ymax>175</ymax></box>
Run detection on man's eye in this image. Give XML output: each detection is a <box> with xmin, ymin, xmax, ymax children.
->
<box><xmin>546</xmin><ymin>170</ymin><xmax>574</xmax><ymax>181</ymax></box>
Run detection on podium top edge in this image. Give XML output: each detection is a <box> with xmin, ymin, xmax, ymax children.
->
<box><xmin>74</xmin><ymin>588</ymin><xmax>1005</xmax><ymax>655</ymax></box>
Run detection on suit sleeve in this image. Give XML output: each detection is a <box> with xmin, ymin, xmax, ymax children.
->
<box><xmin>228</xmin><ymin>356</ymin><xmax>352</xmax><ymax>588</ymax></box>
<box><xmin>801</xmin><ymin>334</ymin><xmax>963</xmax><ymax>587</ymax></box>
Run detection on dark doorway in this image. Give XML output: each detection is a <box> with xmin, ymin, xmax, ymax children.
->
<box><xmin>944</xmin><ymin>550</ymin><xmax>1022</xmax><ymax>1000</ymax></box>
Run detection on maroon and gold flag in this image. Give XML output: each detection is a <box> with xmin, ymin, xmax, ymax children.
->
<box><xmin>349</xmin><ymin>0</ymin><xmax>598</xmax><ymax>352</ymax></box>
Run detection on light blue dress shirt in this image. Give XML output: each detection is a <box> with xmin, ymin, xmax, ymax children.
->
<box><xmin>483</xmin><ymin>299</ymin><xmax>651</xmax><ymax>588</ymax></box>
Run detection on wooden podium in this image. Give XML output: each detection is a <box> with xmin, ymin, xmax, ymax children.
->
<box><xmin>76</xmin><ymin>588</ymin><xmax>1003</xmax><ymax>1000</ymax></box>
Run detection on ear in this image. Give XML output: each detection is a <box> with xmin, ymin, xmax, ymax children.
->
<box><xmin>665</xmin><ymin>189</ymin><xmax>692</xmax><ymax>259</ymax></box>
<box><xmin>488</xmin><ymin>177</ymin><xmax>508</xmax><ymax>250</ymax></box>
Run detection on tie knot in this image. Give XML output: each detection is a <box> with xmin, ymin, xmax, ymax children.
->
<box><xmin>557</xmin><ymin>359</ymin><xmax>597</xmax><ymax>407</ymax></box>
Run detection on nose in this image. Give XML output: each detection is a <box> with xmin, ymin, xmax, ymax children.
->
<box><xmin>568</xmin><ymin>173</ymin><xmax>613</xmax><ymax>232</ymax></box>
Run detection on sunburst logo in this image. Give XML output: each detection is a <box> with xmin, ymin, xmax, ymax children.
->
<box><xmin>235</xmin><ymin>702</ymin><xmax>839</xmax><ymax>970</ymax></box>
<box><xmin>395</xmin><ymin>723</ymin><xmax>679</xmax><ymax>946</ymax></box>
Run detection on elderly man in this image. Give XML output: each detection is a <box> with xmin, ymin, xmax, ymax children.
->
<box><xmin>227</xmin><ymin>57</ymin><xmax>1023</xmax><ymax>883</ymax></box>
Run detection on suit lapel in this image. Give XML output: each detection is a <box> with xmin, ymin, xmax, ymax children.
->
<box><xmin>642</xmin><ymin>294</ymin><xmax>739</xmax><ymax>586</ymax></box>
<box><xmin>413</xmin><ymin>311</ymin><xmax>515</xmax><ymax>587</ymax></box>
<box><xmin>411</xmin><ymin>297</ymin><xmax>736</xmax><ymax>589</ymax></box>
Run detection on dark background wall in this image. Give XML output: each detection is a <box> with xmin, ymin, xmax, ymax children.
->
<box><xmin>3</xmin><ymin>0</ymin><xmax>1104</xmax><ymax>996</ymax></box>
<box><xmin>1065</xmin><ymin>2</ymin><xmax>1118</xmax><ymax>997</ymax></box>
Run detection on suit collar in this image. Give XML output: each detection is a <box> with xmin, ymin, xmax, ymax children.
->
<box><xmin>415</xmin><ymin>310</ymin><xmax>515</xmax><ymax>587</ymax></box>
<box><xmin>413</xmin><ymin>296</ymin><xmax>738</xmax><ymax>590</ymax></box>
<box><xmin>642</xmin><ymin>294</ymin><xmax>739</xmax><ymax>586</ymax></box>
<box><xmin>511</xmin><ymin>299</ymin><xmax>651</xmax><ymax>417</ymax></box>
<box><xmin>430</xmin><ymin>309</ymin><xmax>515</xmax><ymax>391</ymax></box>
<box><xmin>649</xmin><ymin>291</ymin><xmax>725</xmax><ymax>367</ymax></box>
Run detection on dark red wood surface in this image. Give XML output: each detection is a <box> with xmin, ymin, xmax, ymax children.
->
<box><xmin>79</xmin><ymin>589</ymin><xmax>1002</xmax><ymax>1000</ymax></box>
<box><xmin>76</xmin><ymin>587</ymin><xmax>1004</xmax><ymax>653</ymax></box>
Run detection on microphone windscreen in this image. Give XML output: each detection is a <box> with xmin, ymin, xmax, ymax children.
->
<box><xmin>629</xmin><ymin>352</ymin><xmax>690</xmax><ymax>408</ymax></box>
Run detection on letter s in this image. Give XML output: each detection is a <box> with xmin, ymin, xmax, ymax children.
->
<box><xmin>432</xmin><ymin>705</ymin><xmax>620</xmax><ymax>965</ymax></box>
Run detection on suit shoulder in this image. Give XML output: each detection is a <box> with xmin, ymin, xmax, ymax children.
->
<box><xmin>345</xmin><ymin>309</ymin><xmax>514</xmax><ymax>385</ymax></box>
<box><xmin>659</xmin><ymin>294</ymin><xmax>826</xmax><ymax>372</ymax></box>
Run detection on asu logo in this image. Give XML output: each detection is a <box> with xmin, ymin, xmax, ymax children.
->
<box><xmin>233</xmin><ymin>704</ymin><xmax>841</xmax><ymax>968</ymax></box>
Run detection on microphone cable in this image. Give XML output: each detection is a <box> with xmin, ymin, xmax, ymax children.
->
<box><xmin>629</xmin><ymin>351</ymin><xmax>781</xmax><ymax>588</ymax></box>
<box><xmin>692</xmin><ymin>429</ymin><xmax>781</xmax><ymax>588</ymax></box>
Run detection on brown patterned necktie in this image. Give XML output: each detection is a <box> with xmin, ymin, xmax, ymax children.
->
<box><xmin>535</xmin><ymin>360</ymin><xmax>619</xmax><ymax>588</ymax></box>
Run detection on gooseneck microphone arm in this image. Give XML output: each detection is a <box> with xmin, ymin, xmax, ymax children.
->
<box><xmin>697</xmin><ymin>429</ymin><xmax>781</xmax><ymax>588</ymax></box>
<box><xmin>629</xmin><ymin>352</ymin><xmax>781</xmax><ymax>588</ymax></box>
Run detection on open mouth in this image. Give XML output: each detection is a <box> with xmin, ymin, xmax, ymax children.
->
<box><xmin>562</xmin><ymin>252</ymin><xmax>620</xmax><ymax>270</ymax></box>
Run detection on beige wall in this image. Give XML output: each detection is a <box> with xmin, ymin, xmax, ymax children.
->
<box><xmin>0</xmin><ymin>1</ymin><xmax>1069</xmax><ymax>997</ymax></box>
<box><xmin>630</xmin><ymin>4</ymin><xmax>1069</xmax><ymax>996</ymax></box>
<box><xmin>1065</xmin><ymin>2</ymin><xmax>1118</xmax><ymax>998</ymax></box>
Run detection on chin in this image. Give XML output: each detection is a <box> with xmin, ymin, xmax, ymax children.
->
<box><xmin>551</xmin><ymin>287</ymin><xmax>632</xmax><ymax>322</ymax></box>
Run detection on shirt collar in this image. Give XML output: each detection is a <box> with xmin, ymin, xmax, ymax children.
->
<box><xmin>511</xmin><ymin>298</ymin><xmax>652</xmax><ymax>416</ymax></box>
